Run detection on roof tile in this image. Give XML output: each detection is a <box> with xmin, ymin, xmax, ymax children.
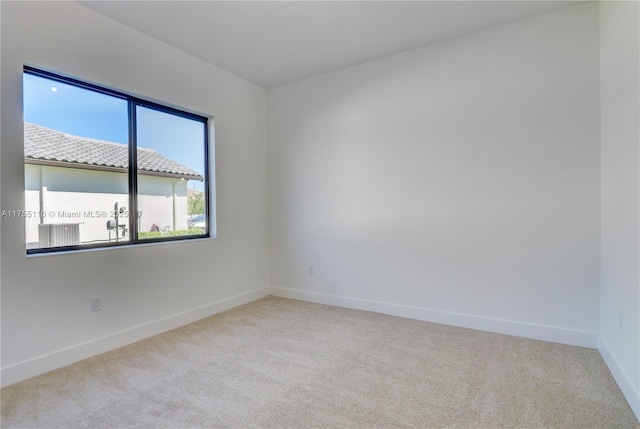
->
<box><xmin>24</xmin><ymin>123</ymin><xmax>204</xmax><ymax>180</ymax></box>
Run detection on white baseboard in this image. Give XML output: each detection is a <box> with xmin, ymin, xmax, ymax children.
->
<box><xmin>598</xmin><ymin>335</ymin><xmax>640</xmax><ymax>422</ymax></box>
<box><xmin>270</xmin><ymin>286</ymin><xmax>598</xmax><ymax>348</ymax></box>
<box><xmin>1</xmin><ymin>286</ymin><xmax>271</xmax><ymax>388</ymax></box>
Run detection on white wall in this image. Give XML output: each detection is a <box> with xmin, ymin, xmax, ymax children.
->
<box><xmin>138</xmin><ymin>175</ymin><xmax>188</xmax><ymax>232</ymax></box>
<box><xmin>24</xmin><ymin>164</ymin><xmax>42</xmax><ymax>245</ymax></box>
<box><xmin>269</xmin><ymin>3</ymin><xmax>601</xmax><ymax>346</ymax></box>
<box><xmin>1</xmin><ymin>1</ymin><xmax>270</xmax><ymax>385</ymax></box>
<box><xmin>598</xmin><ymin>1</ymin><xmax>640</xmax><ymax>420</ymax></box>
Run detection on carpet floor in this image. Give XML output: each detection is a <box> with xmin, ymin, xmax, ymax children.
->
<box><xmin>1</xmin><ymin>296</ymin><xmax>638</xmax><ymax>428</ymax></box>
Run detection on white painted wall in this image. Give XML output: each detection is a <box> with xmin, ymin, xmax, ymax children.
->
<box><xmin>269</xmin><ymin>4</ymin><xmax>601</xmax><ymax>346</ymax></box>
<box><xmin>598</xmin><ymin>1</ymin><xmax>640</xmax><ymax>420</ymax></box>
<box><xmin>24</xmin><ymin>164</ymin><xmax>42</xmax><ymax>245</ymax></box>
<box><xmin>1</xmin><ymin>1</ymin><xmax>270</xmax><ymax>385</ymax></box>
<box><xmin>137</xmin><ymin>175</ymin><xmax>188</xmax><ymax>232</ymax></box>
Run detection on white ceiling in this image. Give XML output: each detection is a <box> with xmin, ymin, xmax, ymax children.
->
<box><xmin>79</xmin><ymin>1</ymin><xmax>582</xmax><ymax>89</ymax></box>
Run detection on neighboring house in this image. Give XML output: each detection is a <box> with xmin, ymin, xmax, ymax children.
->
<box><xmin>24</xmin><ymin>122</ymin><xmax>203</xmax><ymax>248</ymax></box>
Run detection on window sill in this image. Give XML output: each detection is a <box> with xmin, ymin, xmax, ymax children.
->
<box><xmin>25</xmin><ymin>233</ymin><xmax>216</xmax><ymax>258</ymax></box>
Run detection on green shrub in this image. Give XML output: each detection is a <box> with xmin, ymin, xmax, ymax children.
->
<box><xmin>138</xmin><ymin>231</ymin><xmax>163</xmax><ymax>239</ymax></box>
<box><xmin>138</xmin><ymin>228</ymin><xmax>204</xmax><ymax>240</ymax></box>
<box><xmin>166</xmin><ymin>228</ymin><xmax>204</xmax><ymax>237</ymax></box>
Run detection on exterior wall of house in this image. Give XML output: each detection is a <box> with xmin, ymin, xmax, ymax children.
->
<box><xmin>24</xmin><ymin>164</ymin><xmax>189</xmax><ymax>248</ymax></box>
<box><xmin>138</xmin><ymin>175</ymin><xmax>189</xmax><ymax>232</ymax></box>
<box><xmin>24</xmin><ymin>164</ymin><xmax>41</xmax><ymax>245</ymax></box>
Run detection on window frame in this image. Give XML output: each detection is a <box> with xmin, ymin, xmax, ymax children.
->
<box><xmin>24</xmin><ymin>66</ymin><xmax>211</xmax><ymax>255</ymax></box>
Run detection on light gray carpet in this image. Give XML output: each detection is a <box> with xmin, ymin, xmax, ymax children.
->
<box><xmin>1</xmin><ymin>296</ymin><xmax>638</xmax><ymax>428</ymax></box>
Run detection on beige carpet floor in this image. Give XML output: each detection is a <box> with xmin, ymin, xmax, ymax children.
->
<box><xmin>1</xmin><ymin>296</ymin><xmax>638</xmax><ymax>428</ymax></box>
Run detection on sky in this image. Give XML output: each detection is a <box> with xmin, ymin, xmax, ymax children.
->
<box><xmin>23</xmin><ymin>73</ymin><xmax>206</xmax><ymax>192</ymax></box>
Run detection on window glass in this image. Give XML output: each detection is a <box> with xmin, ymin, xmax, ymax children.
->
<box><xmin>23</xmin><ymin>68</ymin><xmax>209</xmax><ymax>254</ymax></box>
<box><xmin>23</xmin><ymin>73</ymin><xmax>130</xmax><ymax>250</ymax></box>
<box><xmin>136</xmin><ymin>106</ymin><xmax>207</xmax><ymax>239</ymax></box>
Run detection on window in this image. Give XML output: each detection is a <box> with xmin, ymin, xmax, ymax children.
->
<box><xmin>23</xmin><ymin>66</ymin><xmax>210</xmax><ymax>254</ymax></box>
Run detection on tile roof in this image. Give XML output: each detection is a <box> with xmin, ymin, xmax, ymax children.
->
<box><xmin>24</xmin><ymin>123</ymin><xmax>204</xmax><ymax>180</ymax></box>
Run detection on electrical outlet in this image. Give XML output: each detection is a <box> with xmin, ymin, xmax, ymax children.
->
<box><xmin>308</xmin><ymin>265</ymin><xmax>315</xmax><ymax>275</ymax></box>
<box><xmin>618</xmin><ymin>312</ymin><xmax>623</xmax><ymax>330</ymax></box>
<box><xmin>91</xmin><ymin>296</ymin><xmax>102</xmax><ymax>312</ymax></box>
